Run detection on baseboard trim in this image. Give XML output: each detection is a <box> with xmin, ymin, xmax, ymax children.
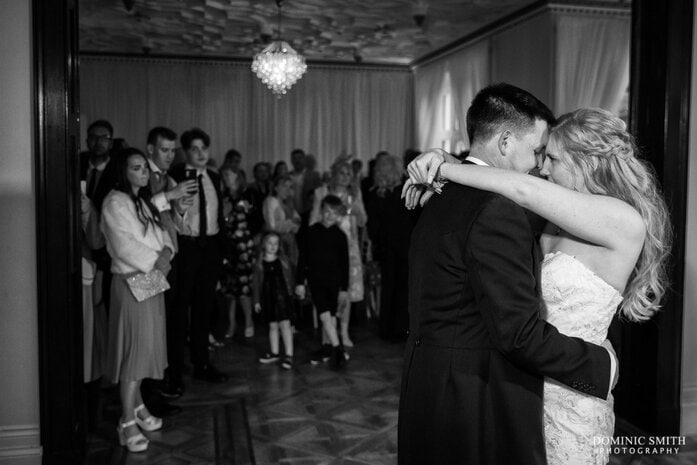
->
<box><xmin>681</xmin><ymin>386</ymin><xmax>697</xmax><ymax>435</ymax></box>
<box><xmin>0</xmin><ymin>425</ymin><xmax>41</xmax><ymax>458</ymax></box>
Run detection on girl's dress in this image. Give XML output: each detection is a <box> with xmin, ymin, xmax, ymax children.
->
<box><xmin>221</xmin><ymin>195</ymin><xmax>254</xmax><ymax>298</ymax></box>
<box><xmin>252</xmin><ymin>256</ymin><xmax>295</xmax><ymax>324</ymax></box>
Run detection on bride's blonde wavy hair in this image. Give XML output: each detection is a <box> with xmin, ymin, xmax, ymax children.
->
<box><xmin>550</xmin><ymin>108</ymin><xmax>672</xmax><ymax>322</ymax></box>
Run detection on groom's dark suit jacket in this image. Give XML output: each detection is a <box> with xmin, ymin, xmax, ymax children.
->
<box><xmin>398</xmin><ymin>165</ymin><xmax>611</xmax><ymax>465</ymax></box>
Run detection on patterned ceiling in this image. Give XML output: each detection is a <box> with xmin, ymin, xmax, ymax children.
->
<box><xmin>79</xmin><ymin>0</ymin><xmax>539</xmax><ymax>65</ymax></box>
<box><xmin>79</xmin><ymin>0</ymin><xmax>630</xmax><ymax>65</ymax></box>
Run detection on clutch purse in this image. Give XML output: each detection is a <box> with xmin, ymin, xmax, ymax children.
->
<box><xmin>126</xmin><ymin>269</ymin><xmax>170</xmax><ymax>302</ymax></box>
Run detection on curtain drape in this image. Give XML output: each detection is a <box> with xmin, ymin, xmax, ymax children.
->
<box><xmin>554</xmin><ymin>14</ymin><xmax>631</xmax><ymax>115</ymax></box>
<box><xmin>80</xmin><ymin>57</ymin><xmax>413</xmax><ymax>172</ymax></box>
<box><xmin>414</xmin><ymin>40</ymin><xmax>489</xmax><ymax>151</ymax></box>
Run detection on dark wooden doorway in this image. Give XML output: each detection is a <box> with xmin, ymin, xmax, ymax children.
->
<box><xmin>610</xmin><ymin>0</ymin><xmax>692</xmax><ymax>435</ymax></box>
<box><xmin>34</xmin><ymin>1</ymin><xmax>692</xmax><ymax>464</ymax></box>
<box><xmin>34</xmin><ymin>0</ymin><xmax>84</xmax><ymax>463</ymax></box>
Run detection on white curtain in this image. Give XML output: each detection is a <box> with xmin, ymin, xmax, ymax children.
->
<box><xmin>414</xmin><ymin>40</ymin><xmax>489</xmax><ymax>152</ymax></box>
<box><xmin>80</xmin><ymin>57</ymin><xmax>413</xmax><ymax>172</ymax></box>
<box><xmin>554</xmin><ymin>14</ymin><xmax>631</xmax><ymax>116</ymax></box>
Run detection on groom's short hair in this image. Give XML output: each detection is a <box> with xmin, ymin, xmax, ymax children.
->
<box><xmin>466</xmin><ymin>83</ymin><xmax>555</xmax><ymax>145</ymax></box>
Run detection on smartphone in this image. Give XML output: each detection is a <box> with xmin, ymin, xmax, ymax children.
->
<box><xmin>185</xmin><ymin>169</ymin><xmax>197</xmax><ymax>181</ymax></box>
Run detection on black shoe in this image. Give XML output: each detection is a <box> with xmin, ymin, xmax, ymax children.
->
<box><xmin>309</xmin><ymin>345</ymin><xmax>332</xmax><ymax>365</ymax></box>
<box><xmin>148</xmin><ymin>401</ymin><xmax>182</xmax><ymax>417</ymax></box>
<box><xmin>281</xmin><ymin>356</ymin><xmax>294</xmax><ymax>370</ymax></box>
<box><xmin>330</xmin><ymin>346</ymin><xmax>346</xmax><ymax>369</ymax></box>
<box><xmin>159</xmin><ymin>376</ymin><xmax>184</xmax><ymax>399</ymax></box>
<box><xmin>193</xmin><ymin>364</ymin><xmax>229</xmax><ymax>383</ymax></box>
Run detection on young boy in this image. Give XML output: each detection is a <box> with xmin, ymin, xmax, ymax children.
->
<box><xmin>296</xmin><ymin>195</ymin><xmax>349</xmax><ymax>368</ymax></box>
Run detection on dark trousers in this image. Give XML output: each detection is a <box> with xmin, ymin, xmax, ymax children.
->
<box><xmin>164</xmin><ymin>256</ymin><xmax>185</xmax><ymax>381</ymax></box>
<box><xmin>378</xmin><ymin>247</ymin><xmax>409</xmax><ymax>341</ymax></box>
<box><xmin>176</xmin><ymin>235</ymin><xmax>221</xmax><ymax>369</ymax></box>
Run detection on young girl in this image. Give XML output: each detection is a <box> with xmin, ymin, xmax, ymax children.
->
<box><xmin>252</xmin><ymin>232</ymin><xmax>295</xmax><ymax>369</ymax></box>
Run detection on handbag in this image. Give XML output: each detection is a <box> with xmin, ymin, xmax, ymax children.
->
<box><xmin>126</xmin><ymin>269</ymin><xmax>170</xmax><ymax>302</ymax></box>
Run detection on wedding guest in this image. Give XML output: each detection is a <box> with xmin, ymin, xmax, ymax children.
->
<box><xmin>247</xmin><ymin>162</ymin><xmax>273</xmax><ymax>237</ymax></box>
<box><xmin>144</xmin><ymin>126</ymin><xmax>196</xmax><ymax>400</ymax></box>
<box><xmin>360</xmin><ymin>150</ymin><xmax>389</xmax><ymax>202</ymax></box>
<box><xmin>351</xmin><ymin>159</ymin><xmax>364</xmax><ymax>182</ymax></box>
<box><xmin>101</xmin><ymin>148</ymin><xmax>174</xmax><ymax>453</ymax></box>
<box><xmin>169</xmin><ymin>128</ymin><xmax>229</xmax><ymax>384</ymax></box>
<box><xmin>274</xmin><ymin>160</ymin><xmax>289</xmax><ymax>179</ymax></box>
<box><xmin>365</xmin><ymin>154</ymin><xmax>417</xmax><ymax>341</ymax></box>
<box><xmin>310</xmin><ymin>157</ymin><xmax>366</xmax><ymax>347</ymax></box>
<box><xmin>112</xmin><ymin>137</ymin><xmax>129</xmax><ymax>153</ymax></box>
<box><xmin>219</xmin><ymin>165</ymin><xmax>255</xmax><ymax>339</ymax></box>
<box><xmin>296</xmin><ymin>195</ymin><xmax>350</xmax><ymax>368</ymax></box>
<box><xmin>80</xmin><ymin>120</ymin><xmax>114</xmax><ymax>199</ymax></box>
<box><xmin>80</xmin><ymin>187</ymin><xmax>108</xmax><ymax>432</ymax></box>
<box><xmin>253</xmin><ymin>232</ymin><xmax>296</xmax><ymax>369</ymax></box>
<box><xmin>223</xmin><ymin>149</ymin><xmax>243</xmax><ymax>173</ymax></box>
<box><xmin>288</xmin><ymin>148</ymin><xmax>322</xmax><ymax>258</ymax></box>
<box><xmin>263</xmin><ymin>174</ymin><xmax>301</xmax><ymax>267</ymax></box>
<box><xmin>81</xmin><ymin>120</ymin><xmax>116</xmax><ymax>316</ymax></box>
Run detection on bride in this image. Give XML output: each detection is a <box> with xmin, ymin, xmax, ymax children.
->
<box><xmin>404</xmin><ymin>108</ymin><xmax>671</xmax><ymax>464</ymax></box>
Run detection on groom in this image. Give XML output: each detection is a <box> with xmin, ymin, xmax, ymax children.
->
<box><xmin>398</xmin><ymin>83</ymin><xmax>616</xmax><ymax>465</ymax></box>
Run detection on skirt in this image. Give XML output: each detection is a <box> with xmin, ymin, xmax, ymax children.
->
<box><xmin>106</xmin><ymin>273</ymin><xmax>167</xmax><ymax>383</ymax></box>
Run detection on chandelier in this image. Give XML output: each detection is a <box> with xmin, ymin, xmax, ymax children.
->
<box><xmin>251</xmin><ymin>0</ymin><xmax>307</xmax><ymax>97</ymax></box>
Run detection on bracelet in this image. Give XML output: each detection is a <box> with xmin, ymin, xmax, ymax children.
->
<box><xmin>431</xmin><ymin>162</ymin><xmax>448</xmax><ymax>194</ymax></box>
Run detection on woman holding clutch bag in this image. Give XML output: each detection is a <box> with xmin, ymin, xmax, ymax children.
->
<box><xmin>101</xmin><ymin>148</ymin><xmax>174</xmax><ymax>452</ymax></box>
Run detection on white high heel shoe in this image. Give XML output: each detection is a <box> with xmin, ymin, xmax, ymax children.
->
<box><xmin>117</xmin><ymin>418</ymin><xmax>149</xmax><ymax>452</ymax></box>
<box><xmin>134</xmin><ymin>404</ymin><xmax>162</xmax><ymax>432</ymax></box>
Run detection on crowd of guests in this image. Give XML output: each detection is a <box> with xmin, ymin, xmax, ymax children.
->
<box><xmin>79</xmin><ymin>119</ymin><xmax>421</xmax><ymax>452</ymax></box>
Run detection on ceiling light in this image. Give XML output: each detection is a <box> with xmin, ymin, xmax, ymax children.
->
<box><xmin>251</xmin><ymin>0</ymin><xmax>307</xmax><ymax>98</ymax></box>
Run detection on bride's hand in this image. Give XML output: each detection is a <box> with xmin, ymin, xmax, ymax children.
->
<box><xmin>407</xmin><ymin>149</ymin><xmax>447</xmax><ymax>185</ymax></box>
<box><xmin>401</xmin><ymin>179</ymin><xmax>435</xmax><ymax>209</ymax></box>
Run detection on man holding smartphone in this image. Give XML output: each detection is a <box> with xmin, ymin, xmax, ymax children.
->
<box><xmin>143</xmin><ymin>127</ymin><xmax>197</xmax><ymax>401</ymax></box>
<box><xmin>169</xmin><ymin>128</ymin><xmax>228</xmax><ymax>384</ymax></box>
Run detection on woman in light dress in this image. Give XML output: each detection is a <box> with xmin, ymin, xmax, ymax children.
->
<box><xmin>405</xmin><ymin>108</ymin><xmax>671</xmax><ymax>465</ymax></box>
<box><xmin>101</xmin><ymin>148</ymin><xmax>174</xmax><ymax>453</ymax></box>
<box><xmin>310</xmin><ymin>157</ymin><xmax>367</xmax><ymax>347</ymax></box>
<box><xmin>263</xmin><ymin>174</ymin><xmax>301</xmax><ymax>267</ymax></box>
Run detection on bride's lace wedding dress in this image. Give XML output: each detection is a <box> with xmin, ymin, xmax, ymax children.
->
<box><xmin>541</xmin><ymin>252</ymin><xmax>622</xmax><ymax>465</ymax></box>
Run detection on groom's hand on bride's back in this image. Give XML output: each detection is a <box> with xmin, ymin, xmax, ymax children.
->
<box><xmin>601</xmin><ymin>339</ymin><xmax>619</xmax><ymax>391</ymax></box>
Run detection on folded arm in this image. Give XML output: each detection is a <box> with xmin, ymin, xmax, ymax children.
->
<box><xmin>467</xmin><ymin>197</ymin><xmax>612</xmax><ymax>399</ymax></box>
<box><xmin>440</xmin><ymin>162</ymin><xmax>644</xmax><ymax>251</ymax></box>
<box><xmin>101</xmin><ymin>196</ymin><xmax>161</xmax><ymax>273</ymax></box>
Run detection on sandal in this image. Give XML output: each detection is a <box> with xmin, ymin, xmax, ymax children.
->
<box><xmin>117</xmin><ymin>418</ymin><xmax>149</xmax><ymax>452</ymax></box>
<box><xmin>134</xmin><ymin>404</ymin><xmax>162</xmax><ymax>432</ymax></box>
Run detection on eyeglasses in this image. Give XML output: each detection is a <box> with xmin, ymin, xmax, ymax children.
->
<box><xmin>88</xmin><ymin>134</ymin><xmax>112</xmax><ymax>143</ymax></box>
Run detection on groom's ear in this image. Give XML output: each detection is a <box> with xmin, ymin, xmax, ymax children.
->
<box><xmin>497</xmin><ymin>130</ymin><xmax>513</xmax><ymax>157</ymax></box>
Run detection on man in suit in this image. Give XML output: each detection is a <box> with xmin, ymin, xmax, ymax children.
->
<box><xmin>144</xmin><ymin>127</ymin><xmax>197</xmax><ymax>400</ymax></box>
<box><xmin>398</xmin><ymin>83</ymin><xmax>616</xmax><ymax>465</ymax></box>
<box><xmin>80</xmin><ymin>120</ymin><xmax>114</xmax><ymax>197</ymax></box>
<box><xmin>169</xmin><ymin>128</ymin><xmax>228</xmax><ymax>384</ymax></box>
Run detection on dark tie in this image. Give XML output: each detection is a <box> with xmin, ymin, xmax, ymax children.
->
<box><xmin>86</xmin><ymin>168</ymin><xmax>97</xmax><ymax>199</ymax></box>
<box><xmin>198</xmin><ymin>174</ymin><xmax>207</xmax><ymax>245</ymax></box>
<box><xmin>155</xmin><ymin>171</ymin><xmax>165</xmax><ymax>193</ymax></box>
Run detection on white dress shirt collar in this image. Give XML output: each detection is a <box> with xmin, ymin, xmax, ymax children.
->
<box><xmin>465</xmin><ymin>156</ymin><xmax>490</xmax><ymax>167</ymax></box>
<box><xmin>148</xmin><ymin>158</ymin><xmax>164</xmax><ymax>175</ymax></box>
<box><xmin>186</xmin><ymin>163</ymin><xmax>208</xmax><ymax>176</ymax></box>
